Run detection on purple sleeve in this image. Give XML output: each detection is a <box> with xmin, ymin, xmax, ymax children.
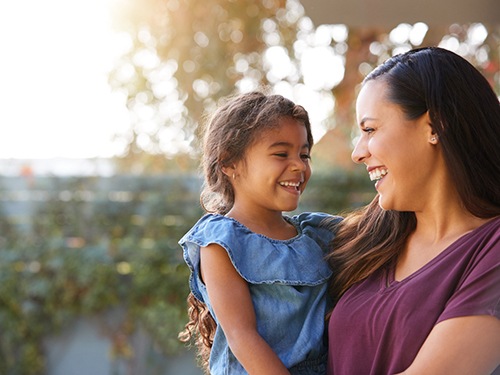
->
<box><xmin>437</xmin><ymin>230</ymin><xmax>500</xmax><ymax>323</ymax></box>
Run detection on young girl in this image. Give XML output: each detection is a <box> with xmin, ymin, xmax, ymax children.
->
<box><xmin>178</xmin><ymin>91</ymin><xmax>341</xmax><ymax>374</ymax></box>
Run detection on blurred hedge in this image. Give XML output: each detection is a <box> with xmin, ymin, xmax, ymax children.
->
<box><xmin>0</xmin><ymin>172</ymin><xmax>374</xmax><ymax>374</ymax></box>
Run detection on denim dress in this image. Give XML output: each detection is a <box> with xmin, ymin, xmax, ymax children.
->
<box><xmin>179</xmin><ymin>212</ymin><xmax>340</xmax><ymax>375</ymax></box>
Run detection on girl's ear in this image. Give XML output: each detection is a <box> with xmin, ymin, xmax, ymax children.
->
<box><xmin>221</xmin><ymin>165</ymin><xmax>236</xmax><ymax>178</ymax></box>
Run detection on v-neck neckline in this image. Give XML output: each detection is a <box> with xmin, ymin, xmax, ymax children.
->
<box><xmin>384</xmin><ymin>216</ymin><xmax>500</xmax><ymax>289</ymax></box>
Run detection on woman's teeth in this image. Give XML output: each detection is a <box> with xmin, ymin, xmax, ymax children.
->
<box><xmin>369</xmin><ymin>168</ymin><xmax>388</xmax><ymax>181</ymax></box>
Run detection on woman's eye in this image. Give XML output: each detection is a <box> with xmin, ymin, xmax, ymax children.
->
<box><xmin>362</xmin><ymin>127</ymin><xmax>375</xmax><ymax>134</ymax></box>
<box><xmin>274</xmin><ymin>153</ymin><xmax>287</xmax><ymax>157</ymax></box>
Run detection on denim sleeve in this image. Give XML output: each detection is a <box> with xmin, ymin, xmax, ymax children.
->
<box><xmin>179</xmin><ymin>214</ymin><xmax>333</xmax><ymax>286</ymax></box>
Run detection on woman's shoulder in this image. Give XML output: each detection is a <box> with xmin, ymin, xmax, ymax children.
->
<box><xmin>467</xmin><ymin>215</ymin><xmax>500</xmax><ymax>246</ymax></box>
<box><xmin>484</xmin><ymin>215</ymin><xmax>500</xmax><ymax>231</ymax></box>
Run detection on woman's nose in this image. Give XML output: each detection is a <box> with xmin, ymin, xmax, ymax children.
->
<box><xmin>351</xmin><ymin>136</ymin><xmax>368</xmax><ymax>164</ymax></box>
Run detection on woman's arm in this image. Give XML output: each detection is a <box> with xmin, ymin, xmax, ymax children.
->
<box><xmin>397</xmin><ymin>315</ymin><xmax>500</xmax><ymax>375</ymax></box>
<box><xmin>200</xmin><ymin>243</ymin><xmax>290</xmax><ymax>375</ymax></box>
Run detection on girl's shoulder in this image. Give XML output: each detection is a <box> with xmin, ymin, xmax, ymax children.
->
<box><xmin>289</xmin><ymin>212</ymin><xmax>343</xmax><ymax>250</ymax></box>
<box><xmin>180</xmin><ymin>212</ymin><xmax>342</xmax><ymax>246</ymax></box>
<box><xmin>184</xmin><ymin>213</ymin><xmax>234</xmax><ymax>232</ymax></box>
<box><xmin>179</xmin><ymin>213</ymin><xmax>335</xmax><ymax>285</ymax></box>
<box><xmin>290</xmin><ymin>212</ymin><xmax>342</xmax><ymax>233</ymax></box>
<box><xmin>179</xmin><ymin>213</ymin><xmax>254</xmax><ymax>245</ymax></box>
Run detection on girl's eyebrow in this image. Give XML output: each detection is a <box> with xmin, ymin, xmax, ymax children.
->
<box><xmin>268</xmin><ymin>141</ymin><xmax>310</xmax><ymax>149</ymax></box>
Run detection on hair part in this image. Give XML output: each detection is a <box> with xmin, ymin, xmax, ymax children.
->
<box><xmin>328</xmin><ymin>47</ymin><xmax>500</xmax><ymax>301</ymax></box>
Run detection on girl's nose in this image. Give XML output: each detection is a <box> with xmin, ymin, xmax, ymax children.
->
<box><xmin>351</xmin><ymin>136</ymin><xmax>369</xmax><ymax>164</ymax></box>
<box><xmin>291</xmin><ymin>156</ymin><xmax>307</xmax><ymax>171</ymax></box>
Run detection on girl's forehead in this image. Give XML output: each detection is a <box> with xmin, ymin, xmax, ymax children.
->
<box><xmin>266</xmin><ymin>117</ymin><xmax>305</xmax><ymax>132</ymax></box>
<box><xmin>251</xmin><ymin>119</ymin><xmax>308</xmax><ymax>146</ymax></box>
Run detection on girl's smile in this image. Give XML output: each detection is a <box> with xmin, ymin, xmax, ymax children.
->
<box><xmin>278</xmin><ymin>179</ymin><xmax>304</xmax><ymax>194</ymax></box>
<box><xmin>228</xmin><ymin>117</ymin><xmax>312</xmax><ymax>217</ymax></box>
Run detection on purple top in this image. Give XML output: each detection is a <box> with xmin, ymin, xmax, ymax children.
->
<box><xmin>328</xmin><ymin>217</ymin><xmax>500</xmax><ymax>375</ymax></box>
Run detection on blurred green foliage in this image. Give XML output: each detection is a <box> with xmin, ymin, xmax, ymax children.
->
<box><xmin>0</xmin><ymin>175</ymin><xmax>202</xmax><ymax>374</ymax></box>
<box><xmin>0</xmin><ymin>172</ymin><xmax>373</xmax><ymax>374</ymax></box>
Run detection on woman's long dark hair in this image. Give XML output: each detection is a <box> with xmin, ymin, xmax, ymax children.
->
<box><xmin>179</xmin><ymin>91</ymin><xmax>313</xmax><ymax>372</ymax></box>
<box><xmin>327</xmin><ymin>47</ymin><xmax>500</xmax><ymax>300</ymax></box>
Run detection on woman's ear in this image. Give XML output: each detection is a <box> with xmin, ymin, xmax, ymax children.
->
<box><xmin>422</xmin><ymin>111</ymin><xmax>439</xmax><ymax>144</ymax></box>
<box><xmin>429</xmin><ymin>133</ymin><xmax>439</xmax><ymax>144</ymax></box>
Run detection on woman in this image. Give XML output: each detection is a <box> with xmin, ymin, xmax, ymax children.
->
<box><xmin>326</xmin><ymin>47</ymin><xmax>500</xmax><ymax>374</ymax></box>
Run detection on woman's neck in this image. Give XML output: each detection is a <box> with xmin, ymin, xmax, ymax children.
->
<box><xmin>395</xmin><ymin>204</ymin><xmax>489</xmax><ymax>282</ymax></box>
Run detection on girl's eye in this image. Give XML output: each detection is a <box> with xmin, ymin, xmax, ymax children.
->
<box><xmin>362</xmin><ymin>127</ymin><xmax>375</xmax><ymax>134</ymax></box>
<box><xmin>273</xmin><ymin>152</ymin><xmax>310</xmax><ymax>160</ymax></box>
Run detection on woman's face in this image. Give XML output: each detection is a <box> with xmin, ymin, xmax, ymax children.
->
<box><xmin>352</xmin><ymin>79</ymin><xmax>440</xmax><ymax>212</ymax></box>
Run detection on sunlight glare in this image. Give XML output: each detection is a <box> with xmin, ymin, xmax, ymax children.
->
<box><xmin>301</xmin><ymin>47</ymin><xmax>344</xmax><ymax>90</ymax></box>
<box><xmin>389</xmin><ymin>23</ymin><xmax>412</xmax><ymax>45</ymax></box>
<box><xmin>468</xmin><ymin>23</ymin><xmax>488</xmax><ymax>45</ymax></box>
<box><xmin>0</xmin><ymin>0</ymin><xmax>129</xmax><ymax>159</ymax></box>
<box><xmin>409</xmin><ymin>23</ymin><xmax>429</xmax><ymax>46</ymax></box>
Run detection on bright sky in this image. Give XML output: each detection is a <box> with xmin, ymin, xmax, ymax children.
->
<box><xmin>0</xmin><ymin>0</ymin><xmax>129</xmax><ymax>159</ymax></box>
<box><xmin>2</xmin><ymin>2</ymin><xmax>471</xmax><ymax>161</ymax></box>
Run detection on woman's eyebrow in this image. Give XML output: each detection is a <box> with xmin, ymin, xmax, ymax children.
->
<box><xmin>359</xmin><ymin>117</ymin><xmax>377</xmax><ymax>126</ymax></box>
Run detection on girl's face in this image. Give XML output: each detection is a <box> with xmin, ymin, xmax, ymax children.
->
<box><xmin>352</xmin><ymin>80</ymin><xmax>440</xmax><ymax>212</ymax></box>
<box><xmin>229</xmin><ymin>117</ymin><xmax>312</xmax><ymax>216</ymax></box>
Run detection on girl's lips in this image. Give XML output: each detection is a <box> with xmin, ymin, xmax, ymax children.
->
<box><xmin>279</xmin><ymin>181</ymin><xmax>302</xmax><ymax>195</ymax></box>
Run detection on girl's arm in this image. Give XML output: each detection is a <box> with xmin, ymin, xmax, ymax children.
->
<box><xmin>200</xmin><ymin>243</ymin><xmax>290</xmax><ymax>375</ymax></box>
<box><xmin>396</xmin><ymin>315</ymin><xmax>500</xmax><ymax>375</ymax></box>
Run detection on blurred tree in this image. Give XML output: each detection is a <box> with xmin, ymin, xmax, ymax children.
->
<box><xmin>109</xmin><ymin>0</ymin><xmax>499</xmax><ymax>174</ymax></box>
<box><xmin>110</xmin><ymin>0</ymin><xmax>302</xmax><ymax>173</ymax></box>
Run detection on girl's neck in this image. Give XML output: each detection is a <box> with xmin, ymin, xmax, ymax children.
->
<box><xmin>225</xmin><ymin>208</ymin><xmax>297</xmax><ymax>240</ymax></box>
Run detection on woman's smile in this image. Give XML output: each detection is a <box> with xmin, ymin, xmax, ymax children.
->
<box><xmin>368</xmin><ymin>167</ymin><xmax>388</xmax><ymax>190</ymax></box>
